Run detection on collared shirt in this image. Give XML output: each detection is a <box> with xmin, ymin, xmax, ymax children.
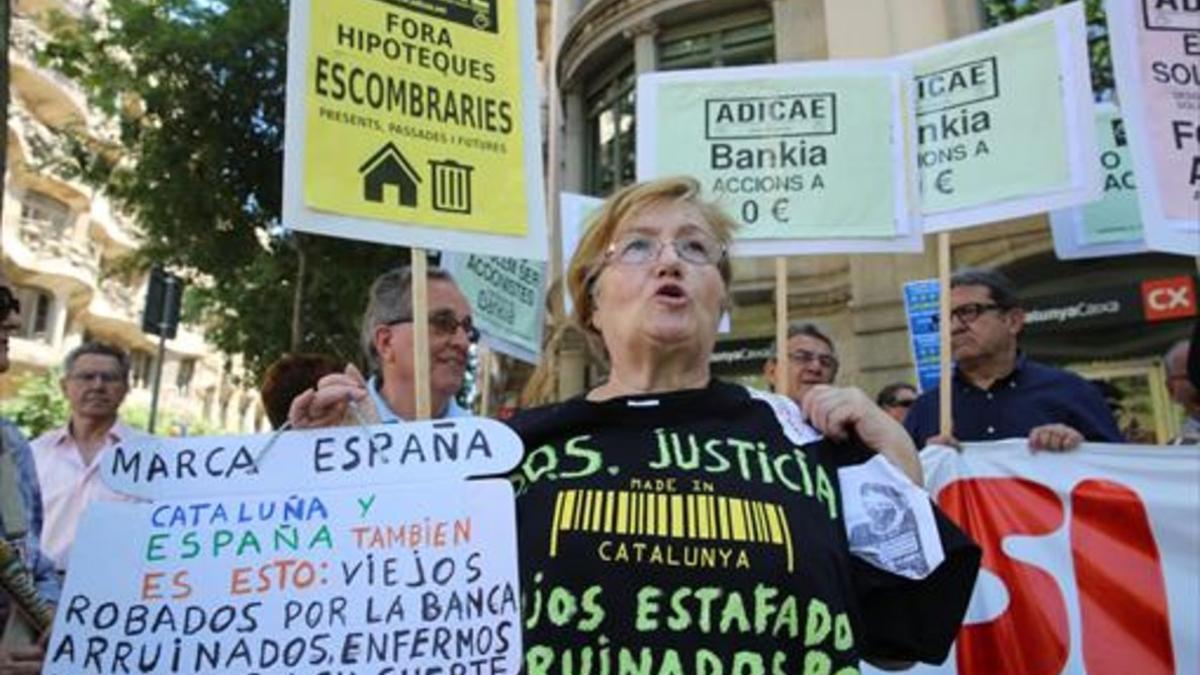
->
<box><xmin>0</xmin><ymin>420</ymin><xmax>61</xmax><ymax>605</ymax></box>
<box><xmin>905</xmin><ymin>355</ymin><xmax>1123</xmax><ymax>447</ymax></box>
<box><xmin>31</xmin><ymin>419</ymin><xmax>141</xmax><ymax>571</ymax></box>
<box><xmin>1173</xmin><ymin>416</ymin><xmax>1200</xmax><ymax>445</ymax></box>
<box><xmin>367</xmin><ymin>375</ymin><xmax>469</xmax><ymax>423</ymax></box>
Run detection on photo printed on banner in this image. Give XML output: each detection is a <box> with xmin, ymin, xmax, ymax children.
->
<box><xmin>840</xmin><ymin>455</ymin><xmax>944</xmax><ymax>580</ymax></box>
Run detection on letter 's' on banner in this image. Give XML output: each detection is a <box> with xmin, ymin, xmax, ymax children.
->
<box><xmin>863</xmin><ymin>441</ymin><xmax>1199</xmax><ymax>675</ymax></box>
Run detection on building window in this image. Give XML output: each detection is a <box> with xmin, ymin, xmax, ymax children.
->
<box><xmin>584</xmin><ymin>59</ymin><xmax>636</xmax><ymax>196</ymax></box>
<box><xmin>658</xmin><ymin>11</ymin><xmax>775</xmax><ymax>70</ymax></box>
<box><xmin>201</xmin><ymin>387</ymin><xmax>215</xmax><ymax>421</ymax></box>
<box><xmin>20</xmin><ymin>191</ymin><xmax>73</xmax><ymax>237</ymax></box>
<box><xmin>581</xmin><ymin>11</ymin><xmax>775</xmax><ymax>196</ymax></box>
<box><xmin>176</xmin><ymin>358</ymin><xmax>196</xmax><ymax>395</ymax></box>
<box><xmin>13</xmin><ymin>287</ymin><xmax>53</xmax><ymax>342</ymax></box>
<box><xmin>130</xmin><ymin>349</ymin><xmax>157</xmax><ymax>389</ymax></box>
<box><xmin>238</xmin><ymin>396</ymin><xmax>252</xmax><ymax>433</ymax></box>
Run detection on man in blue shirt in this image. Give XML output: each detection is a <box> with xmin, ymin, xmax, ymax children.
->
<box><xmin>0</xmin><ymin>275</ymin><xmax>60</xmax><ymax>671</ymax></box>
<box><xmin>289</xmin><ymin>266</ymin><xmax>475</xmax><ymax>425</ymax></box>
<box><xmin>905</xmin><ymin>269</ymin><xmax>1122</xmax><ymax>450</ymax></box>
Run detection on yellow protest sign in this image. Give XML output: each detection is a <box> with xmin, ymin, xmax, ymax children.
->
<box><xmin>289</xmin><ymin>0</ymin><xmax>544</xmax><ymax>254</ymax></box>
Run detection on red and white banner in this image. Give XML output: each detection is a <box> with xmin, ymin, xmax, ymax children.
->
<box><xmin>866</xmin><ymin>441</ymin><xmax>1200</xmax><ymax>675</ymax></box>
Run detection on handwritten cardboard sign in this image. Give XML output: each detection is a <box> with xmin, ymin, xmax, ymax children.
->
<box><xmin>43</xmin><ymin>419</ymin><xmax>524</xmax><ymax>674</ymax></box>
<box><xmin>102</xmin><ymin>419</ymin><xmax>521</xmax><ymax>500</ymax></box>
<box><xmin>443</xmin><ymin>252</ymin><xmax>546</xmax><ymax>364</ymax></box>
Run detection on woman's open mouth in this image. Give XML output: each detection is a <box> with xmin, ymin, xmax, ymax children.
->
<box><xmin>654</xmin><ymin>283</ymin><xmax>688</xmax><ymax>303</ymax></box>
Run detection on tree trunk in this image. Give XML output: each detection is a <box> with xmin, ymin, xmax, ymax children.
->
<box><xmin>1</xmin><ymin>0</ymin><xmax>11</xmax><ymax>229</ymax></box>
<box><xmin>290</xmin><ymin>234</ymin><xmax>306</xmax><ymax>352</ymax></box>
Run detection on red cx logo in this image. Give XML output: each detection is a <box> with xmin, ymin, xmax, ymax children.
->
<box><xmin>1142</xmin><ymin>276</ymin><xmax>1197</xmax><ymax>322</ymax></box>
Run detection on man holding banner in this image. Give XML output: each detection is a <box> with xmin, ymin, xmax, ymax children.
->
<box><xmin>905</xmin><ymin>269</ymin><xmax>1121</xmax><ymax>450</ymax></box>
<box><xmin>763</xmin><ymin>322</ymin><xmax>840</xmax><ymax>408</ymax></box>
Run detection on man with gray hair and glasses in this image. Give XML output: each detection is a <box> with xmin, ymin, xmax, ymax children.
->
<box><xmin>290</xmin><ymin>266</ymin><xmax>476</xmax><ymax>425</ymax></box>
<box><xmin>904</xmin><ymin>268</ymin><xmax>1120</xmax><ymax>451</ymax></box>
<box><xmin>763</xmin><ymin>322</ymin><xmax>840</xmax><ymax>407</ymax></box>
<box><xmin>31</xmin><ymin>341</ymin><xmax>140</xmax><ymax>575</ymax></box>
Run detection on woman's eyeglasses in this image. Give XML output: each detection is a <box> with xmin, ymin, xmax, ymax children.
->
<box><xmin>605</xmin><ymin>233</ymin><xmax>726</xmax><ymax>267</ymax></box>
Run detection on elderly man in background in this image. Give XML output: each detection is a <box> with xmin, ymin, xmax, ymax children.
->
<box><xmin>1166</xmin><ymin>339</ymin><xmax>1200</xmax><ymax>444</ymax></box>
<box><xmin>905</xmin><ymin>268</ymin><xmax>1121</xmax><ymax>451</ymax></box>
<box><xmin>763</xmin><ymin>322</ymin><xmax>840</xmax><ymax>407</ymax></box>
<box><xmin>290</xmin><ymin>266</ymin><xmax>476</xmax><ymax>425</ymax></box>
<box><xmin>31</xmin><ymin>342</ymin><xmax>141</xmax><ymax>575</ymax></box>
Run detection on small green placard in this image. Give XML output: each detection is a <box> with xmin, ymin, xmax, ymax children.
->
<box><xmin>914</xmin><ymin>19</ymin><xmax>1072</xmax><ymax>213</ymax></box>
<box><xmin>653</xmin><ymin>76</ymin><xmax>899</xmax><ymax>239</ymax></box>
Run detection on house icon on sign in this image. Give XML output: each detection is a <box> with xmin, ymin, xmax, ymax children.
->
<box><xmin>359</xmin><ymin>142</ymin><xmax>421</xmax><ymax>207</ymax></box>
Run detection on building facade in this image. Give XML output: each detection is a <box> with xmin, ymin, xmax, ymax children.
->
<box><xmin>3</xmin><ymin>0</ymin><xmax>264</xmax><ymax>434</ymax></box>
<box><xmin>542</xmin><ymin>0</ymin><xmax>1196</xmax><ymax>441</ymax></box>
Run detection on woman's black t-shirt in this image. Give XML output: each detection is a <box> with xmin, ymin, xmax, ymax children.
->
<box><xmin>506</xmin><ymin>380</ymin><xmax>980</xmax><ymax>673</ymax></box>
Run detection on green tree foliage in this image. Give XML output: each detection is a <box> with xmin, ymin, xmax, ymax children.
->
<box><xmin>40</xmin><ymin>0</ymin><xmax>404</xmax><ymax>381</ymax></box>
<box><xmin>982</xmin><ymin>0</ymin><xmax>1113</xmax><ymax>99</ymax></box>
<box><xmin>0</xmin><ymin>370</ymin><xmax>68</xmax><ymax>439</ymax></box>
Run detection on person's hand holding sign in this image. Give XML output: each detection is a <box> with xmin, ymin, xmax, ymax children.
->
<box><xmin>1027</xmin><ymin>423</ymin><xmax>1084</xmax><ymax>452</ymax></box>
<box><xmin>288</xmin><ymin>364</ymin><xmax>370</xmax><ymax>429</ymax></box>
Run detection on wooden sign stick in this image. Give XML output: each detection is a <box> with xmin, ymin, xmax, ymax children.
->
<box><xmin>775</xmin><ymin>256</ymin><xmax>789</xmax><ymax>396</ymax></box>
<box><xmin>938</xmin><ymin>232</ymin><xmax>953</xmax><ymax>438</ymax></box>
<box><xmin>479</xmin><ymin>345</ymin><xmax>492</xmax><ymax>417</ymax></box>
<box><xmin>412</xmin><ymin>249</ymin><xmax>432</xmax><ymax>419</ymax></box>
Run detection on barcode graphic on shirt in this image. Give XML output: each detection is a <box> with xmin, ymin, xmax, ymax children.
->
<box><xmin>548</xmin><ymin>489</ymin><xmax>794</xmax><ymax>572</ymax></box>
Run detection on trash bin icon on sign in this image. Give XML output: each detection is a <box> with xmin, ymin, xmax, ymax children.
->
<box><xmin>430</xmin><ymin>159</ymin><xmax>475</xmax><ymax>215</ymax></box>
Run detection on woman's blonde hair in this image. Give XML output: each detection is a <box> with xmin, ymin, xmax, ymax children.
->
<box><xmin>522</xmin><ymin>176</ymin><xmax>737</xmax><ymax>405</ymax></box>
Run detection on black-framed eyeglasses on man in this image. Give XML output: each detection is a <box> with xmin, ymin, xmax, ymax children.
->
<box><xmin>387</xmin><ymin>309</ymin><xmax>480</xmax><ymax>343</ymax></box>
<box><xmin>931</xmin><ymin>302</ymin><xmax>1007</xmax><ymax>328</ymax></box>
